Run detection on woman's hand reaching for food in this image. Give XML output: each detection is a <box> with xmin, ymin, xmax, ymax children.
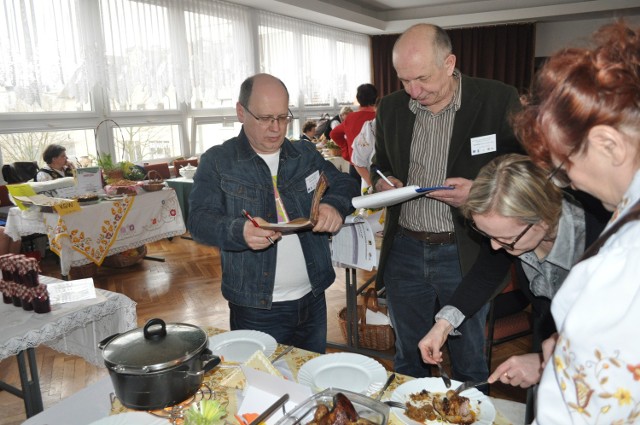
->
<box><xmin>488</xmin><ymin>353</ymin><xmax>543</xmax><ymax>388</ymax></box>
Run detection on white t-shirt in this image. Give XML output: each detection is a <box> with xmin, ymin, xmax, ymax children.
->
<box><xmin>258</xmin><ymin>151</ymin><xmax>312</xmax><ymax>302</ymax></box>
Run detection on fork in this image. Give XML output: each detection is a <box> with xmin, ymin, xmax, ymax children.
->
<box><xmin>383</xmin><ymin>400</ymin><xmax>407</xmax><ymax>410</ymax></box>
<box><xmin>453</xmin><ymin>379</ymin><xmax>489</xmax><ymax>394</ymax></box>
<box><xmin>436</xmin><ymin>362</ymin><xmax>452</xmax><ymax>388</ymax></box>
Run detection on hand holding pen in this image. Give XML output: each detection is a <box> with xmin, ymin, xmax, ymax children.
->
<box><xmin>242</xmin><ymin>209</ymin><xmax>276</xmax><ymax>247</ymax></box>
<box><xmin>375</xmin><ymin>169</ymin><xmax>402</xmax><ymax>191</ymax></box>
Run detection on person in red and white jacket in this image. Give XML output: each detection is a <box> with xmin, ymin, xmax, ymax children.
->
<box><xmin>330</xmin><ymin>84</ymin><xmax>377</xmax><ymax>184</ymax></box>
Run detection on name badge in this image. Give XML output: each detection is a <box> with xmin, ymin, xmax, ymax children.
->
<box><xmin>470</xmin><ymin>134</ymin><xmax>497</xmax><ymax>156</ymax></box>
<box><xmin>305</xmin><ymin>170</ymin><xmax>320</xmax><ymax>193</ymax></box>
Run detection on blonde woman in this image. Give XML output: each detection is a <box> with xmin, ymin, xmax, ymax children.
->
<box><xmin>419</xmin><ymin>154</ymin><xmax>604</xmax><ymax>388</ymax></box>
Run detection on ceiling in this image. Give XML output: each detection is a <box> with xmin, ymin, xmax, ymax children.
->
<box><xmin>228</xmin><ymin>0</ymin><xmax>640</xmax><ymax>34</ymax></box>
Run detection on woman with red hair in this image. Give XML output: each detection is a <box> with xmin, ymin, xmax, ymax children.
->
<box><xmin>513</xmin><ymin>21</ymin><xmax>640</xmax><ymax>423</ymax></box>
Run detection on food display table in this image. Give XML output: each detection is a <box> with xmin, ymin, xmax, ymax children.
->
<box><xmin>23</xmin><ymin>327</ymin><xmax>526</xmax><ymax>424</ymax></box>
<box><xmin>0</xmin><ymin>276</ymin><xmax>137</xmax><ymax>417</ymax></box>
<box><xmin>5</xmin><ymin>189</ymin><xmax>186</xmax><ymax>276</ymax></box>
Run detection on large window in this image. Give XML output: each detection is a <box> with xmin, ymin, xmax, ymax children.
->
<box><xmin>0</xmin><ymin>0</ymin><xmax>371</xmax><ymax>173</ymax></box>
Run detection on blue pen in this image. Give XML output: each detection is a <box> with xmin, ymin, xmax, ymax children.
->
<box><xmin>416</xmin><ymin>186</ymin><xmax>455</xmax><ymax>193</ymax></box>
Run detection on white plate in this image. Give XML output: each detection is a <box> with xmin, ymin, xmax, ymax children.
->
<box><xmin>390</xmin><ymin>377</ymin><xmax>495</xmax><ymax>425</ymax></box>
<box><xmin>208</xmin><ymin>330</ymin><xmax>277</xmax><ymax>363</ymax></box>
<box><xmin>297</xmin><ymin>352</ymin><xmax>388</xmax><ymax>396</ymax></box>
<box><xmin>88</xmin><ymin>412</ymin><xmax>167</xmax><ymax>425</ymax></box>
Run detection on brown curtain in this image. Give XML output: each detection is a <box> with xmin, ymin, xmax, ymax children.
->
<box><xmin>371</xmin><ymin>23</ymin><xmax>536</xmax><ymax>97</ymax></box>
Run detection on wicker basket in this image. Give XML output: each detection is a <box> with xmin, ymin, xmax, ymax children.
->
<box><xmin>338</xmin><ymin>288</ymin><xmax>395</xmax><ymax>351</ymax></box>
<box><xmin>141</xmin><ymin>170</ymin><xmax>165</xmax><ymax>192</ymax></box>
<box><xmin>102</xmin><ymin>245</ymin><xmax>147</xmax><ymax>268</ymax></box>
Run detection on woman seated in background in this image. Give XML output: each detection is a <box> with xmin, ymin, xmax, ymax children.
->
<box><xmin>513</xmin><ymin>21</ymin><xmax>640</xmax><ymax>423</ymax></box>
<box><xmin>418</xmin><ymin>154</ymin><xmax>603</xmax><ymax>388</ymax></box>
<box><xmin>300</xmin><ymin>120</ymin><xmax>317</xmax><ymax>142</ymax></box>
<box><xmin>35</xmin><ymin>144</ymin><xmax>75</xmax><ymax>182</ymax></box>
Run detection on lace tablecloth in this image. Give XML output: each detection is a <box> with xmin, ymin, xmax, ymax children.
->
<box><xmin>0</xmin><ymin>276</ymin><xmax>137</xmax><ymax>366</ymax></box>
<box><xmin>5</xmin><ymin>188</ymin><xmax>186</xmax><ymax>275</ymax></box>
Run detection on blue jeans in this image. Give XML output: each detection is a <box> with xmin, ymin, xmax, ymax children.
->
<box><xmin>384</xmin><ymin>232</ymin><xmax>489</xmax><ymax>381</ymax></box>
<box><xmin>229</xmin><ymin>291</ymin><xmax>327</xmax><ymax>353</ymax></box>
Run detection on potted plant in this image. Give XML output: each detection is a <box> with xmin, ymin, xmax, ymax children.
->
<box><xmin>97</xmin><ymin>154</ymin><xmax>146</xmax><ymax>184</ymax></box>
<box><xmin>324</xmin><ymin>140</ymin><xmax>342</xmax><ymax>157</ymax></box>
<box><xmin>97</xmin><ymin>153</ymin><xmax>124</xmax><ymax>183</ymax></box>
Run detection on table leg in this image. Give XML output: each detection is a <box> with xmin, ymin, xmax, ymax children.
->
<box><xmin>13</xmin><ymin>348</ymin><xmax>43</xmax><ymax>417</ymax></box>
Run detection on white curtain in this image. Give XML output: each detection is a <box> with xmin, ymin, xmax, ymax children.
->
<box><xmin>98</xmin><ymin>0</ymin><xmax>253</xmax><ymax>110</ymax></box>
<box><xmin>257</xmin><ymin>11</ymin><xmax>371</xmax><ymax>107</ymax></box>
<box><xmin>0</xmin><ymin>0</ymin><xmax>370</xmax><ymax>114</ymax></box>
<box><xmin>0</xmin><ymin>0</ymin><xmax>90</xmax><ymax>111</ymax></box>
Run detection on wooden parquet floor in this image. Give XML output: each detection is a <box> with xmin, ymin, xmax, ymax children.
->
<box><xmin>0</xmin><ymin>236</ymin><xmax>530</xmax><ymax>424</ymax></box>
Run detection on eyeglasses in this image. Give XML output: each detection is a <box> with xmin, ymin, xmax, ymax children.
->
<box><xmin>242</xmin><ymin>104</ymin><xmax>293</xmax><ymax>127</ymax></box>
<box><xmin>470</xmin><ymin>221</ymin><xmax>534</xmax><ymax>251</ymax></box>
<box><xmin>547</xmin><ymin>159</ymin><xmax>571</xmax><ymax>188</ymax></box>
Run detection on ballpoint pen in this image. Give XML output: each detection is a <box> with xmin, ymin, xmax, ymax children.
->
<box><xmin>376</xmin><ymin>169</ymin><xmax>396</xmax><ymax>188</ymax></box>
<box><xmin>242</xmin><ymin>209</ymin><xmax>275</xmax><ymax>245</ymax></box>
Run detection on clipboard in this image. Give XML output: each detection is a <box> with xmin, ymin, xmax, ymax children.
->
<box><xmin>351</xmin><ymin>185</ymin><xmax>453</xmax><ymax>209</ymax></box>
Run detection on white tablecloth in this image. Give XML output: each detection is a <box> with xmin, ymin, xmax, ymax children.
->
<box><xmin>5</xmin><ymin>188</ymin><xmax>186</xmax><ymax>275</ymax></box>
<box><xmin>0</xmin><ymin>276</ymin><xmax>137</xmax><ymax>366</ymax></box>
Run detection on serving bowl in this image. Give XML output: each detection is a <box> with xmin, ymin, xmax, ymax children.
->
<box><xmin>179</xmin><ymin>164</ymin><xmax>197</xmax><ymax>179</ymax></box>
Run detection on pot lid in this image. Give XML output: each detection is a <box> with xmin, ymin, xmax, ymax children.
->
<box><xmin>101</xmin><ymin>318</ymin><xmax>207</xmax><ymax>372</ymax></box>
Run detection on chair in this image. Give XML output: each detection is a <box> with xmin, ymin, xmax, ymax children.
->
<box><xmin>485</xmin><ymin>265</ymin><xmax>533</xmax><ymax>372</ymax></box>
<box><xmin>2</xmin><ymin>161</ymin><xmax>40</xmax><ymax>183</ymax></box>
<box><xmin>143</xmin><ymin>162</ymin><xmax>171</xmax><ymax>180</ymax></box>
<box><xmin>0</xmin><ymin>184</ymin><xmax>15</xmax><ymax>223</ymax></box>
<box><xmin>172</xmin><ymin>159</ymin><xmax>198</xmax><ymax>177</ymax></box>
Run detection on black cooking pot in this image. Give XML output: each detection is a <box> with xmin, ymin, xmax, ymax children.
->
<box><xmin>99</xmin><ymin>318</ymin><xmax>220</xmax><ymax>410</ymax></box>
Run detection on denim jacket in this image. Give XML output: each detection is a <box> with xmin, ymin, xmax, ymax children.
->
<box><xmin>188</xmin><ymin>128</ymin><xmax>359</xmax><ymax>309</ymax></box>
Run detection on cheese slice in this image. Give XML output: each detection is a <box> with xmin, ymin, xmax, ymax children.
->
<box><xmin>219</xmin><ymin>350</ymin><xmax>283</xmax><ymax>389</ymax></box>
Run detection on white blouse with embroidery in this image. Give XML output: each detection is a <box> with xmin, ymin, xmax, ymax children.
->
<box><xmin>534</xmin><ymin>170</ymin><xmax>640</xmax><ymax>424</ymax></box>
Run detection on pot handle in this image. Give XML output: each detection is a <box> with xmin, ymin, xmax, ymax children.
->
<box><xmin>143</xmin><ymin>318</ymin><xmax>167</xmax><ymax>340</ymax></box>
<box><xmin>98</xmin><ymin>333</ymin><xmax>120</xmax><ymax>350</ymax></box>
<box><xmin>202</xmin><ymin>353</ymin><xmax>221</xmax><ymax>374</ymax></box>
<box><xmin>180</xmin><ymin>353</ymin><xmax>221</xmax><ymax>377</ymax></box>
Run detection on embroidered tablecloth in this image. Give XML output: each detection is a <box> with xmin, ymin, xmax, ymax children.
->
<box><xmin>5</xmin><ymin>189</ymin><xmax>186</xmax><ymax>275</ymax></box>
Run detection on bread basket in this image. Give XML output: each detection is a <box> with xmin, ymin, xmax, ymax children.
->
<box><xmin>141</xmin><ymin>170</ymin><xmax>165</xmax><ymax>192</ymax></box>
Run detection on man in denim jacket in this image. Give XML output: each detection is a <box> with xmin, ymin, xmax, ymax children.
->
<box><xmin>188</xmin><ymin>73</ymin><xmax>359</xmax><ymax>353</ymax></box>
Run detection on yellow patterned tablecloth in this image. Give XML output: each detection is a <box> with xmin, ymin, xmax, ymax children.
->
<box><xmin>110</xmin><ymin>328</ymin><xmax>519</xmax><ymax>425</ymax></box>
<box><xmin>6</xmin><ymin>188</ymin><xmax>186</xmax><ymax>275</ymax></box>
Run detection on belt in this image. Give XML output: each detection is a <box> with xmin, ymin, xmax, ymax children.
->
<box><xmin>399</xmin><ymin>227</ymin><xmax>456</xmax><ymax>245</ymax></box>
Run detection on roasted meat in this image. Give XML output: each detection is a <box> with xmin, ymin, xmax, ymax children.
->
<box><xmin>404</xmin><ymin>389</ymin><xmax>476</xmax><ymax>425</ymax></box>
<box><xmin>432</xmin><ymin>390</ymin><xmax>475</xmax><ymax>424</ymax></box>
<box><xmin>307</xmin><ymin>393</ymin><xmax>375</xmax><ymax>425</ymax></box>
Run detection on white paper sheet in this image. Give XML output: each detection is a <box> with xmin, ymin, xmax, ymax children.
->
<box><xmin>238</xmin><ymin>367</ymin><xmax>312</xmax><ymax>425</ymax></box>
<box><xmin>331</xmin><ymin>216</ymin><xmax>377</xmax><ymax>271</ymax></box>
<box><xmin>46</xmin><ymin>277</ymin><xmax>97</xmax><ymax>305</ymax></box>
